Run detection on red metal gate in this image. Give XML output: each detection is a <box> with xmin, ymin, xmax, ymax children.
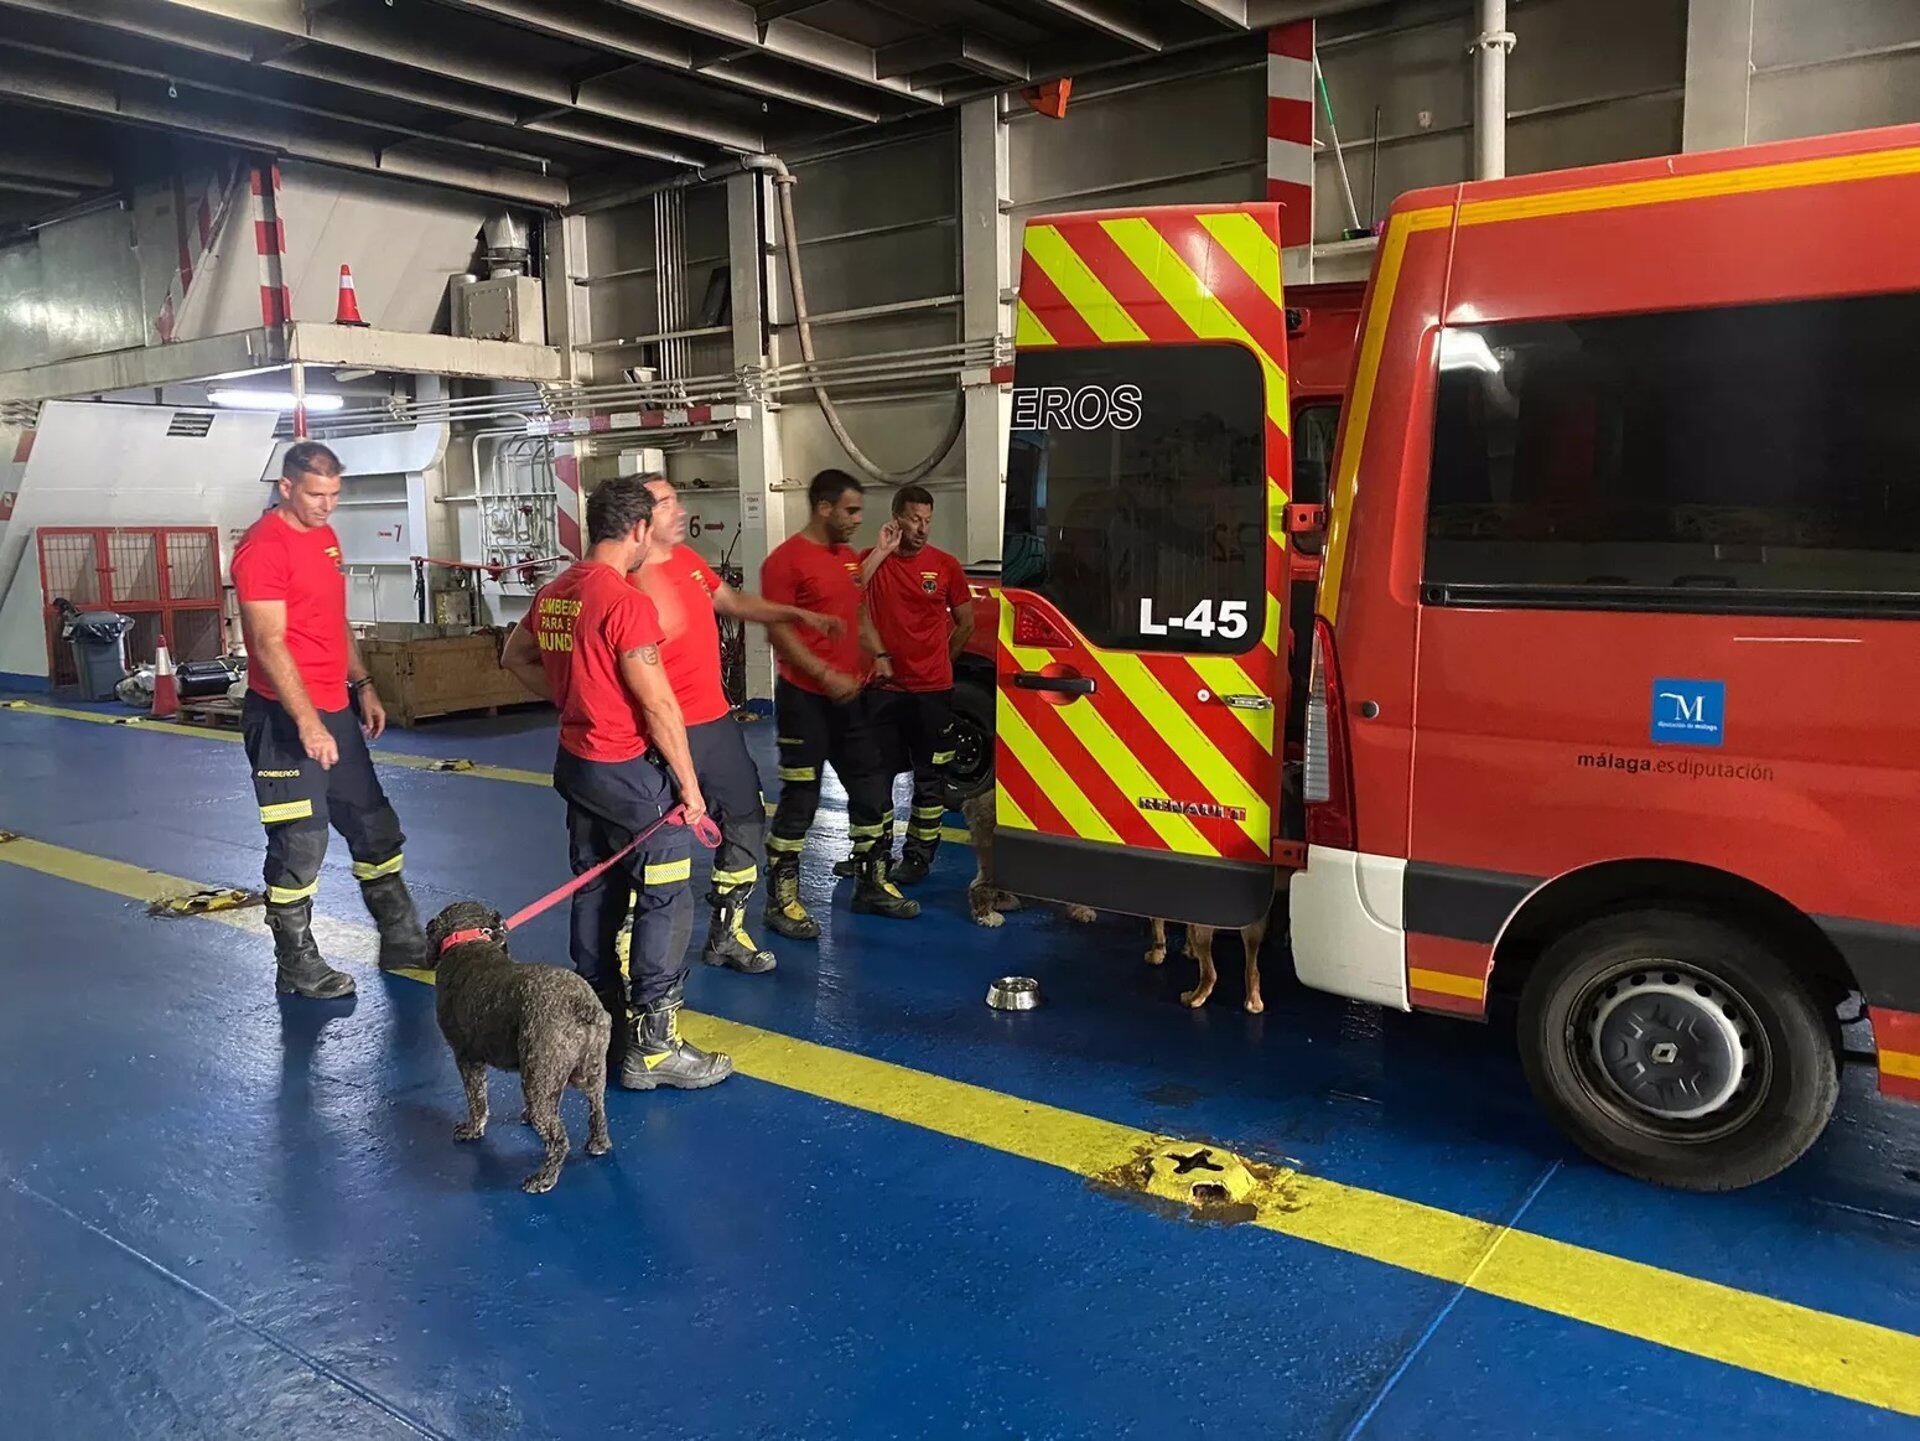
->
<box><xmin>37</xmin><ymin>526</ymin><xmax>224</xmax><ymax>687</ymax></box>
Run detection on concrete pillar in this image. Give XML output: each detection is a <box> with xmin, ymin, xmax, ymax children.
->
<box><xmin>729</xmin><ymin>169</ymin><xmax>784</xmax><ymax>701</ymax></box>
<box><xmin>958</xmin><ymin>97</ymin><xmax>1012</xmax><ymax>567</ymax></box>
<box><xmin>1683</xmin><ymin>0</ymin><xmax>1756</xmax><ymax>152</ymax></box>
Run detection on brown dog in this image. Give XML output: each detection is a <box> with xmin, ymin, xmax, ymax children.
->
<box><xmin>961</xmin><ymin>791</ymin><xmax>1096</xmax><ymax>927</ymax></box>
<box><xmin>1145</xmin><ymin>909</ymin><xmax>1273</xmax><ymax>1013</ymax></box>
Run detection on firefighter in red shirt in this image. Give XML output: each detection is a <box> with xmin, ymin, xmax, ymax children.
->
<box><xmin>232</xmin><ymin>441</ymin><xmax>431</xmax><ymax>1000</ymax></box>
<box><xmin>500</xmin><ymin>477</ymin><xmax>729</xmax><ymax>1091</ymax></box>
<box><xmin>859</xmin><ymin>484</ymin><xmax>976</xmax><ymax>884</ymax></box>
<box><xmin>630</xmin><ymin>475</ymin><xmax>842</xmax><ymax>974</ymax></box>
<box><xmin>759</xmin><ymin>469</ymin><xmax>920</xmax><ymax>938</ymax></box>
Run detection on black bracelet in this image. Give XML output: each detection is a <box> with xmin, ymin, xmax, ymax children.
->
<box><xmin>349</xmin><ymin>676</ymin><xmax>373</xmax><ymax>693</ymax></box>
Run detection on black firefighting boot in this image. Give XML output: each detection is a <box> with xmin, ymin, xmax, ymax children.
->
<box><xmin>834</xmin><ymin>817</ymin><xmax>897</xmax><ymax>878</ymax></box>
<box><xmin>359</xmin><ymin>873</ymin><xmax>432</xmax><ymax>972</ymax></box>
<box><xmin>851</xmin><ymin>850</ymin><xmax>921</xmax><ymax>920</ymax></box>
<box><xmin>889</xmin><ymin>845</ymin><xmax>935</xmax><ymax>887</ymax></box>
<box><xmin>267</xmin><ymin>900</ymin><xmax>356</xmax><ymax>999</ymax></box>
<box><xmin>619</xmin><ymin>984</ymin><xmax>733</xmax><ymax>1090</ymax></box>
<box><xmin>764</xmin><ymin>855</ymin><xmax>820</xmax><ymax>941</ymax></box>
<box><xmin>702</xmin><ymin>883</ymin><xmax>777</xmax><ymax>974</ymax></box>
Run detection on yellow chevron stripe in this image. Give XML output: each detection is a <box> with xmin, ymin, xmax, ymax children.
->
<box><xmin>1409</xmin><ymin>967</ymin><xmax>1488</xmax><ymax>1000</ymax></box>
<box><xmin>1023</xmin><ymin>225</ymin><xmax>1149</xmax><ymax>344</ymax></box>
<box><xmin>994</xmin><ymin>781</ymin><xmax>1035</xmax><ymax>832</ymax></box>
<box><xmin>1090</xmin><ymin>650</ymin><xmax>1270</xmax><ymax>853</ymax></box>
<box><xmin>1458</xmin><ymin>144</ymin><xmax>1920</xmax><ymax>228</ymax></box>
<box><xmin>1318</xmin><ymin>214</ymin><xmax>1417</xmax><ymax>622</ymax></box>
<box><xmin>1186</xmin><ymin>654</ymin><xmax>1277</xmax><ymax>752</ymax></box>
<box><xmin>1015</xmin><ymin>297</ymin><xmax>1055</xmax><ymax>347</ymax></box>
<box><xmin>1005</xmin><ymin>637</ymin><xmax>1213</xmax><ymax>857</ymax></box>
<box><xmin>1197</xmin><ymin>211</ymin><xmax>1282</xmax><ymax>310</ymax></box>
<box><xmin>995</xmin><ymin>688</ymin><xmax>1120</xmax><ymax>846</ymax></box>
<box><xmin>1097</xmin><ymin>217</ymin><xmax>1289</xmax><ymax>435</ymax></box>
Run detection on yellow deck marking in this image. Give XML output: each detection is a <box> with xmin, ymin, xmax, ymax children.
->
<box><xmin>0</xmin><ymin>701</ymin><xmax>969</xmax><ymax>846</ymax></box>
<box><xmin>4</xmin><ymin>827</ymin><xmax>1918</xmax><ymax>1417</ymax></box>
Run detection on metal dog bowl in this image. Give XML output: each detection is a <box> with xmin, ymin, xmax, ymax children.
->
<box><xmin>986</xmin><ymin>976</ymin><xmax>1041</xmax><ymax>1011</ymax></box>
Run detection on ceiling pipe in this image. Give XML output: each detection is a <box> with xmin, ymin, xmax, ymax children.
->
<box><xmin>1471</xmin><ymin>0</ymin><xmax>1517</xmax><ymax>180</ymax></box>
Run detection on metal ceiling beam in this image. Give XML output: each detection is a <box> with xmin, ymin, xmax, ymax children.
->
<box><xmin>0</xmin><ymin>0</ymin><xmax>733</xmax><ymax>165</ymax></box>
<box><xmin>3</xmin><ymin>0</ymin><xmax>766</xmax><ymax>154</ymax></box>
<box><xmin>0</xmin><ymin>175</ymin><xmax>87</xmax><ymax>198</ymax></box>
<box><xmin>0</xmin><ymin>35</ymin><xmax>595</xmax><ymax>173</ymax></box>
<box><xmin>1169</xmin><ymin>0</ymin><xmax>1250</xmax><ymax>24</ymax></box>
<box><xmin>613</xmin><ymin>0</ymin><xmax>945</xmax><ymax>105</ymax></box>
<box><xmin>0</xmin><ymin>51</ymin><xmax>571</xmax><ymax>206</ymax></box>
<box><xmin>430</xmin><ymin>0</ymin><xmax>886</xmax><ymax>123</ymax></box>
<box><xmin>1021</xmin><ymin>0</ymin><xmax>1162</xmax><ymax>51</ymax></box>
<box><xmin>875</xmin><ymin>31</ymin><xmax>1030</xmax><ymax>83</ymax></box>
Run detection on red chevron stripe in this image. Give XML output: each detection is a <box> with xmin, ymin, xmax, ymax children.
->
<box><xmin>993</xmin><ymin>740</ymin><xmax>1072</xmax><ymax>835</ymax></box>
<box><xmin>1146</xmin><ymin>213</ymin><xmax>1291</xmax><ymax>355</ymax></box>
<box><xmin>997</xmin><ymin>649</ymin><xmax>1163</xmax><ymax>850</ymax></box>
<box><xmin>1135</xmin><ymin>651</ymin><xmax>1272</xmax><ymax>798</ymax></box>
<box><xmin>1015</xmin><ymin>246</ymin><xmax>1103</xmax><ymax>348</ymax></box>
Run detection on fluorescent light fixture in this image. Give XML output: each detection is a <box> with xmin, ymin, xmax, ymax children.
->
<box><xmin>208</xmin><ymin>388</ymin><xmax>345</xmax><ymax>412</ymax></box>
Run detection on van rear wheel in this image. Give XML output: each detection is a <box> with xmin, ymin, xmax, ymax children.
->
<box><xmin>1517</xmin><ymin>909</ymin><xmax>1837</xmax><ymax>1191</ymax></box>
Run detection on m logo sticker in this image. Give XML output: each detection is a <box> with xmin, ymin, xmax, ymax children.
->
<box><xmin>1651</xmin><ymin>678</ymin><xmax>1725</xmax><ymax>747</ymax></box>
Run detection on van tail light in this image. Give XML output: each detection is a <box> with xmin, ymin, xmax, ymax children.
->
<box><xmin>1012</xmin><ymin>600</ymin><xmax>1074</xmax><ymax>649</ymax></box>
<box><xmin>1302</xmin><ymin>616</ymin><xmax>1357</xmax><ymax>852</ymax></box>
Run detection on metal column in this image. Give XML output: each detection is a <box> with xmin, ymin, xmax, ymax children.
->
<box><xmin>958</xmin><ymin>97</ymin><xmax>1011</xmax><ymax>568</ymax></box>
<box><xmin>1682</xmin><ymin>0</ymin><xmax>1757</xmax><ymax>152</ymax></box>
<box><xmin>729</xmin><ymin>168</ymin><xmax>784</xmax><ymax>702</ymax></box>
<box><xmin>1471</xmin><ymin>0</ymin><xmax>1516</xmax><ymax>181</ymax></box>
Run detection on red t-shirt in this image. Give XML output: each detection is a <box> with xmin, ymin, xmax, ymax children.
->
<box><xmin>231</xmin><ymin>512</ymin><xmax>350</xmax><ymax>711</ymax></box>
<box><xmin>760</xmin><ymin>533</ymin><xmax>865</xmax><ymax>694</ymax></box>
<box><xmin>863</xmin><ymin>544</ymin><xmax>970</xmax><ymax>692</ymax></box>
<box><xmin>528</xmin><ymin>562</ymin><xmax>665</xmax><ymax>763</ymax></box>
<box><xmin>633</xmin><ymin>546</ymin><xmax>728</xmax><ymax>727</ymax></box>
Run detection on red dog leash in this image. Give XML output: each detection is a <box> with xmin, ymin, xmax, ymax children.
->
<box><xmin>439</xmin><ymin>805</ymin><xmax>723</xmax><ymax>954</ymax></box>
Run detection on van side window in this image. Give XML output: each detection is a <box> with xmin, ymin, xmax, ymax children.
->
<box><xmin>1424</xmin><ymin>294</ymin><xmax>1920</xmax><ymax>614</ymax></box>
<box><xmin>1004</xmin><ymin>343</ymin><xmax>1267</xmax><ymax>654</ymax></box>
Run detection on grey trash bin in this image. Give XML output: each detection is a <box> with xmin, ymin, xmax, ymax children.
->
<box><xmin>66</xmin><ymin>611</ymin><xmax>135</xmax><ymax>701</ymax></box>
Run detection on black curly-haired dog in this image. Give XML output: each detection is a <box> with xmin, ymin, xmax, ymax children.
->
<box><xmin>426</xmin><ymin>900</ymin><xmax>613</xmax><ymax>1193</ymax></box>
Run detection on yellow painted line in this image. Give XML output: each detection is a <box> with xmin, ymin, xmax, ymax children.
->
<box><xmin>0</xmin><ymin>700</ymin><xmax>971</xmax><ymax>846</ymax></box>
<box><xmin>1458</xmin><ymin>143</ymin><xmax>1920</xmax><ymax>228</ymax></box>
<box><xmin>4</xmin><ymin>828</ymin><xmax>1919</xmax><ymax>1417</ymax></box>
<box><xmin>1882</xmin><ymin>1049</ymin><xmax>1920</xmax><ymax>1082</ymax></box>
<box><xmin>0</xmin><ymin>700</ymin><xmax>551</xmax><ymax>785</ymax></box>
<box><xmin>1408</xmin><ymin>967</ymin><xmax>1488</xmax><ymax>1001</ymax></box>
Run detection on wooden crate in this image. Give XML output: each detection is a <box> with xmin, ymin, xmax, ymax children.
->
<box><xmin>357</xmin><ymin>625</ymin><xmax>540</xmax><ymax>727</ymax></box>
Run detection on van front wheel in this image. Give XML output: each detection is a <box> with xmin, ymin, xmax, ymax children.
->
<box><xmin>1517</xmin><ymin>909</ymin><xmax>1837</xmax><ymax>1191</ymax></box>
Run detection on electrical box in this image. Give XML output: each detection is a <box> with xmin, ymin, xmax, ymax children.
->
<box><xmin>450</xmin><ymin>276</ymin><xmax>545</xmax><ymax>344</ymax></box>
<box><xmin>615</xmin><ymin>448</ymin><xmax>668</xmax><ymax>478</ymax></box>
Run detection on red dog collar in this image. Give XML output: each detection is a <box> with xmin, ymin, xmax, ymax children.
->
<box><xmin>438</xmin><ymin>927</ymin><xmax>495</xmax><ymax>955</ymax></box>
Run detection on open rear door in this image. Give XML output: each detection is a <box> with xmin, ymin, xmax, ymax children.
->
<box><xmin>993</xmin><ymin>204</ymin><xmax>1292</xmax><ymax>929</ymax></box>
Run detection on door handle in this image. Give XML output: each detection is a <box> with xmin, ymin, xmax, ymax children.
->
<box><xmin>1014</xmin><ymin>671</ymin><xmax>1096</xmax><ymax>696</ymax></box>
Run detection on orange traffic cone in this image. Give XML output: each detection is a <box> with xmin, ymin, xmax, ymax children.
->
<box><xmin>151</xmin><ymin>639</ymin><xmax>180</xmax><ymax>719</ymax></box>
<box><xmin>334</xmin><ymin>264</ymin><xmax>368</xmax><ymax>327</ymax></box>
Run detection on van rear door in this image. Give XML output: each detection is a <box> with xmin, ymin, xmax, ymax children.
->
<box><xmin>992</xmin><ymin>204</ymin><xmax>1292</xmax><ymax>929</ymax></box>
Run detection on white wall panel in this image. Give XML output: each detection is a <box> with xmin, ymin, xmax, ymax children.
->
<box><xmin>0</xmin><ymin>401</ymin><xmax>277</xmax><ymax>677</ymax></box>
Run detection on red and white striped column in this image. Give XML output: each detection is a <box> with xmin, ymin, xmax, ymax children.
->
<box><xmin>1266</xmin><ymin>20</ymin><xmax>1316</xmax><ymax>262</ymax></box>
<box><xmin>250</xmin><ymin>161</ymin><xmax>292</xmax><ymax>328</ymax></box>
<box><xmin>552</xmin><ymin>443</ymin><xmax>584</xmax><ymax>559</ymax></box>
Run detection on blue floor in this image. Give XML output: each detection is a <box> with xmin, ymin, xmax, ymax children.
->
<box><xmin>2</xmin><ymin>697</ymin><xmax>1918</xmax><ymax>1440</ymax></box>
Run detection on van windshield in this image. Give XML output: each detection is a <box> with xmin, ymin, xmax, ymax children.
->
<box><xmin>1003</xmin><ymin>343</ymin><xmax>1266</xmax><ymax>654</ymax></box>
